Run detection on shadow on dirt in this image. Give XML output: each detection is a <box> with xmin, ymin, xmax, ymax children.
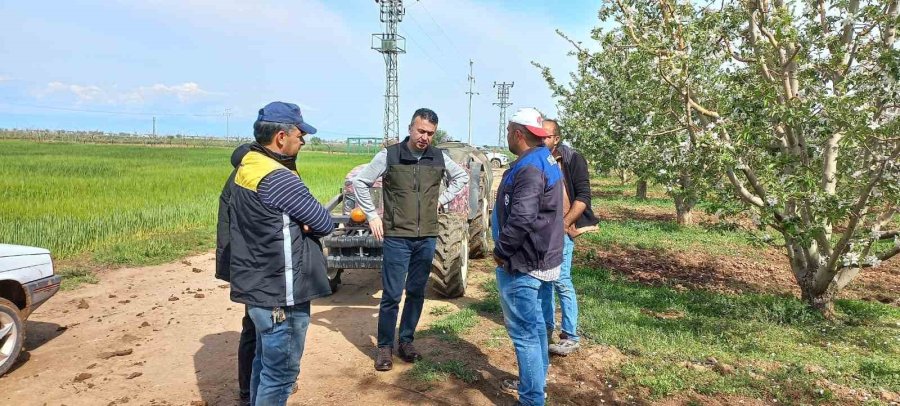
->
<box><xmin>195</xmin><ymin>330</ymin><xmax>242</xmax><ymax>406</ymax></box>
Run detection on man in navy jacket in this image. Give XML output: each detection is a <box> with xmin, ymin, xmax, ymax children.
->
<box><xmin>492</xmin><ymin>107</ymin><xmax>564</xmax><ymax>406</ymax></box>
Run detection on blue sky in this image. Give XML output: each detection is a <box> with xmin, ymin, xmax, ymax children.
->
<box><xmin>0</xmin><ymin>0</ymin><xmax>602</xmax><ymax>146</ymax></box>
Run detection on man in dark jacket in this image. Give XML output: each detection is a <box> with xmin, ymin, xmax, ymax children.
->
<box><xmin>539</xmin><ymin>119</ymin><xmax>599</xmax><ymax>356</ymax></box>
<box><xmin>216</xmin><ymin>101</ymin><xmax>334</xmax><ymax>406</ymax></box>
<box><xmin>215</xmin><ymin>143</ymin><xmax>254</xmax><ymax>405</ymax></box>
<box><xmin>352</xmin><ymin>108</ymin><xmax>469</xmax><ymax>372</ymax></box>
<box><xmin>492</xmin><ymin>107</ymin><xmax>564</xmax><ymax>406</ymax></box>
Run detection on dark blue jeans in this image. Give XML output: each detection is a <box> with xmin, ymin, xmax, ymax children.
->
<box><xmin>248</xmin><ymin>302</ymin><xmax>311</xmax><ymax>406</ymax></box>
<box><xmin>377</xmin><ymin>236</ymin><xmax>437</xmax><ymax>347</ymax></box>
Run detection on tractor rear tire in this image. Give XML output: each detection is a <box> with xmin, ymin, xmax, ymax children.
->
<box><xmin>468</xmin><ymin>169</ymin><xmax>490</xmax><ymax>258</ymax></box>
<box><xmin>327</xmin><ymin>268</ymin><xmax>343</xmax><ymax>294</ymax></box>
<box><xmin>430</xmin><ymin>214</ymin><xmax>469</xmax><ymax>298</ymax></box>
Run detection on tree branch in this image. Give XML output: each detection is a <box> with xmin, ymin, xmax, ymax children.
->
<box><xmin>826</xmin><ymin>144</ymin><xmax>900</xmax><ymax>274</ymax></box>
<box><xmin>876</xmin><ymin>246</ymin><xmax>900</xmax><ymax>263</ymax></box>
<box><xmin>726</xmin><ymin>169</ymin><xmax>766</xmax><ymax>207</ymax></box>
<box><xmin>822</xmin><ymin>132</ymin><xmax>844</xmax><ymax>195</ymax></box>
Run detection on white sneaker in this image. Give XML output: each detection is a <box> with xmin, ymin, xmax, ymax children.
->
<box><xmin>548</xmin><ymin>339</ymin><xmax>580</xmax><ymax>356</ymax></box>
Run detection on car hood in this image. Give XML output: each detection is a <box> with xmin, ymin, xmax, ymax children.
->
<box><xmin>0</xmin><ymin>244</ymin><xmax>51</xmax><ymax>258</ymax></box>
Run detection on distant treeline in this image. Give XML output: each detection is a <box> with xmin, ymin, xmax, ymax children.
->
<box><xmin>0</xmin><ymin>128</ymin><xmax>379</xmax><ymax>154</ymax></box>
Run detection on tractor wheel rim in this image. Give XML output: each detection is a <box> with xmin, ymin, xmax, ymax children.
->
<box><xmin>460</xmin><ymin>235</ymin><xmax>469</xmax><ymax>288</ymax></box>
<box><xmin>0</xmin><ymin>313</ymin><xmax>17</xmax><ymax>365</ymax></box>
<box><xmin>481</xmin><ymin>198</ymin><xmax>489</xmax><ymax>241</ymax></box>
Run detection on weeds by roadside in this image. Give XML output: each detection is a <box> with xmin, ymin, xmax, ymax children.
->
<box><xmin>58</xmin><ymin>267</ymin><xmax>99</xmax><ymax>290</ymax></box>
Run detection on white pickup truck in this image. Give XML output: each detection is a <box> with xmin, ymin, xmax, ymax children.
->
<box><xmin>477</xmin><ymin>146</ymin><xmax>510</xmax><ymax>168</ymax></box>
<box><xmin>0</xmin><ymin>244</ymin><xmax>62</xmax><ymax>376</ymax></box>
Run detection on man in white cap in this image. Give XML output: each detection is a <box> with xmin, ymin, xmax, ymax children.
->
<box><xmin>491</xmin><ymin>107</ymin><xmax>564</xmax><ymax>406</ymax></box>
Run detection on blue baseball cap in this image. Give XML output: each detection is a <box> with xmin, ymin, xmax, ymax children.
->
<box><xmin>257</xmin><ymin>101</ymin><xmax>317</xmax><ymax>135</ymax></box>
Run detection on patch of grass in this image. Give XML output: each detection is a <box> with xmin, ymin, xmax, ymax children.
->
<box><xmin>583</xmin><ymin>218</ymin><xmax>768</xmax><ymax>257</ymax></box>
<box><xmin>0</xmin><ymin>140</ymin><xmax>370</xmax><ymax>264</ymax></box>
<box><xmin>469</xmin><ymin>279</ymin><xmax>501</xmax><ymax>315</ymax></box>
<box><xmin>429</xmin><ymin>304</ymin><xmax>453</xmax><ymax>316</ymax></box>
<box><xmin>407</xmin><ymin>359</ymin><xmax>478</xmax><ymax>384</ymax></box>
<box><xmin>482</xmin><ymin>327</ymin><xmax>509</xmax><ymax>349</ymax></box>
<box><xmin>574</xmin><ymin>266</ymin><xmax>900</xmax><ymax>400</ymax></box>
<box><xmin>92</xmin><ymin>226</ymin><xmax>215</xmax><ymax>266</ymax></box>
<box><xmin>420</xmin><ymin>308</ymin><xmax>479</xmax><ymax>342</ymax></box>
<box><xmin>58</xmin><ymin>267</ymin><xmax>99</xmax><ymax>290</ymax></box>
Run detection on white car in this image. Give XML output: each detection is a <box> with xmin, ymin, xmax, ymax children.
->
<box><xmin>477</xmin><ymin>146</ymin><xmax>510</xmax><ymax>168</ymax></box>
<box><xmin>0</xmin><ymin>244</ymin><xmax>61</xmax><ymax>376</ymax></box>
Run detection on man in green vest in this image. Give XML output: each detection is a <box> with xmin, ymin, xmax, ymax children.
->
<box><xmin>352</xmin><ymin>108</ymin><xmax>469</xmax><ymax>371</ymax></box>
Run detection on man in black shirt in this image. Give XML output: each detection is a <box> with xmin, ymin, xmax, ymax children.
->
<box><xmin>539</xmin><ymin>119</ymin><xmax>599</xmax><ymax>356</ymax></box>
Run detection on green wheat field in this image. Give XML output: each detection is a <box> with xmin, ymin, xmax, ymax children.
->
<box><xmin>0</xmin><ymin>140</ymin><xmax>370</xmax><ymax>266</ymax></box>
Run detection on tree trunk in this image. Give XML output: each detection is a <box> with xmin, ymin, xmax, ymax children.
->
<box><xmin>798</xmin><ymin>275</ymin><xmax>836</xmax><ymax>319</ymax></box>
<box><xmin>636</xmin><ymin>179</ymin><xmax>648</xmax><ymax>200</ymax></box>
<box><xmin>673</xmin><ymin>172</ymin><xmax>696</xmax><ymax>225</ymax></box>
<box><xmin>673</xmin><ymin>195</ymin><xmax>694</xmax><ymax>225</ymax></box>
<box><xmin>618</xmin><ymin>169</ymin><xmax>630</xmax><ymax>185</ymax></box>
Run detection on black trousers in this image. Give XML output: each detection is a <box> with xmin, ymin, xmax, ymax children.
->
<box><xmin>238</xmin><ymin>306</ymin><xmax>256</xmax><ymax>400</ymax></box>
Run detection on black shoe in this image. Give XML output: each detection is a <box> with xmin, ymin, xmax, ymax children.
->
<box><xmin>397</xmin><ymin>342</ymin><xmax>423</xmax><ymax>363</ymax></box>
<box><xmin>239</xmin><ymin>393</ymin><xmax>250</xmax><ymax>406</ymax></box>
<box><xmin>375</xmin><ymin>346</ymin><xmax>393</xmax><ymax>371</ymax></box>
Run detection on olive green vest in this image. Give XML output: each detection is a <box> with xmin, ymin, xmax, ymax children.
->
<box><xmin>382</xmin><ymin>139</ymin><xmax>446</xmax><ymax>237</ymax></box>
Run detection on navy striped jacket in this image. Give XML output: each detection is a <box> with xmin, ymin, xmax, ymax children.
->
<box><xmin>217</xmin><ymin>144</ymin><xmax>334</xmax><ymax>307</ymax></box>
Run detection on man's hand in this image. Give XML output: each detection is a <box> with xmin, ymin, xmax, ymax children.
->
<box><xmin>303</xmin><ymin>224</ymin><xmax>311</xmax><ymax>233</ymax></box>
<box><xmin>368</xmin><ymin>217</ymin><xmax>384</xmax><ymax>241</ymax></box>
<box><xmin>492</xmin><ymin>253</ymin><xmax>505</xmax><ymax>267</ymax></box>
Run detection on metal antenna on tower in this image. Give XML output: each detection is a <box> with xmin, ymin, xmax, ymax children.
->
<box><xmin>224</xmin><ymin>108</ymin><xmax>232</xmax><ymax>138</ymax></box>
<box><xmin>492</xmin><ymin>81</ymin><xmax>514</xmax><ymax>147</ymax></box>
<box><xmin>465</xmin><ymin>59</ymin><xmax>478</xmax><ymax>145</ymax></box>
<box><xmin>372</xmin><ymin>0</ymin><xmax>406</xmax><ymax>146</ymax></box>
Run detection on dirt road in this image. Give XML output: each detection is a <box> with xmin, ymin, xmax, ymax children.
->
<box><xmin>0</xmin><ymin>252</ymin><xmax>514</xmax><ymax>406</ymax></box>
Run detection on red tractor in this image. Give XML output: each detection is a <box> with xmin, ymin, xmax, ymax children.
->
<box><xmin>322</xmin><ymin>142</ymin><xmax>493</xmax><ymax>298</ymax></box>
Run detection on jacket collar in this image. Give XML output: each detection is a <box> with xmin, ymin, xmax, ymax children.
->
<box><xmin>397</xmin><ymin>137</ymin><xmax>440</xmax><ymax>162</ymax></box>
<box><xmin>510</xmin><ymin>145</ymin><xmax>549</xmax><ymax>166</ymax></box>
<box><xmin>249</xmin><ymin>142</ymin><xmax>297</xmax><ymax>171</ymax></box>
<box><xmin>553</xmin><ymin>143</ymin><xmax>574</xmax><ymax>163</ymax></box>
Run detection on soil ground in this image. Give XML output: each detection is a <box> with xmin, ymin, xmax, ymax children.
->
<box><xmin>0</xmin><ymin>253</ymin><xmax>524</xmax><ymax>406</ymax></box>
<box><xmin>2</xmin><ymin>168</ymin><xmax>897</xmax><ymax>405</ymax></box>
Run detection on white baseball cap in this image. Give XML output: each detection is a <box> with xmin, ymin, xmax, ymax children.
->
<box><xmin>508</xmin><ymin>107</ymin><xmax>549</xmax><ymax>137</ymax></box>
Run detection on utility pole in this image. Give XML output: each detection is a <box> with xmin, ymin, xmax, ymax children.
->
<box><xmin>372</xmin><ymin>0</ymin><xmax>407</xmax><ymax>146</ymax></box>
<box><xmin>224</xmin><ymin>108</ymin><xmax>232</xmax><ymax>138</ymax></box>
<box><xmin>465</xmin><ymin>59</ymin><xmax>478</xmax><ymax>145</ymax></box>
<box><xmin>492</xmin><ymin>81</ymin><xmax>514</xmax><ymax>147</ymax></box>
<box><xmin>152</xmin><ymin>116</ymin><xmax>156</xmax><ymax>137</ymax></box>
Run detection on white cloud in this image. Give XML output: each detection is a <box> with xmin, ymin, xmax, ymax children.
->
<box><xmin>36</xmin><ymin>81</ymin><xmax>217</xmax><ymax>105</ymax></box>
<box><xmin>0</xmin><ymin>75</ymin><xmax>12</xmax><ymax>82</ymax></box>
<box><xmin>43</xmin><ymin>82</ymin><xmax>106</xmax><ymax>102</ymax></box>
<box><xmin>129</xmin><ymin>82</ymin><xmax>212</xmax><ymax>103</ymax></box>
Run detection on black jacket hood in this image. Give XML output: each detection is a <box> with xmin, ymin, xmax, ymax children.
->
<box><xmin>231</xmin><ymin>143</ymin><xmax>252</xmax><ymax>168</ymax></box>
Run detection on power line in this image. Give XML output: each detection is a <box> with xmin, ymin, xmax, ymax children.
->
<box><xmin>466</xmin><ymin>59</ymin><xmax>479</xmax><ymax>145</ymax></box>
<box><xmin>405</xmin><ymin>12</ymin><xmax>449</xmax><ymax>60</ymax></box>
<box><xmin>2</xmin><ymin>102</ymin><xmax>379</xmax><ymax>139</ymax></box>
<box><xmin>414</xmin><ymin>1</ymin><xmax>465</xmax><ymax>57</ymax></box>
<box><xmin>398</xmin><ymin>27</ymin><xmax>469</xmax><ymax>92</ymax></box>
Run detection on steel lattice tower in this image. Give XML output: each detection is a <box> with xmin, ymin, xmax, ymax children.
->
<box><xmin>372</xmin><ymin>0</ymin><xmax>406</xmax><ymax>145</ymax></box>
<box><xmin>492</xmin><ymin>81</ymin><xmax>514</xmax><ymax>146</ymax></box>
